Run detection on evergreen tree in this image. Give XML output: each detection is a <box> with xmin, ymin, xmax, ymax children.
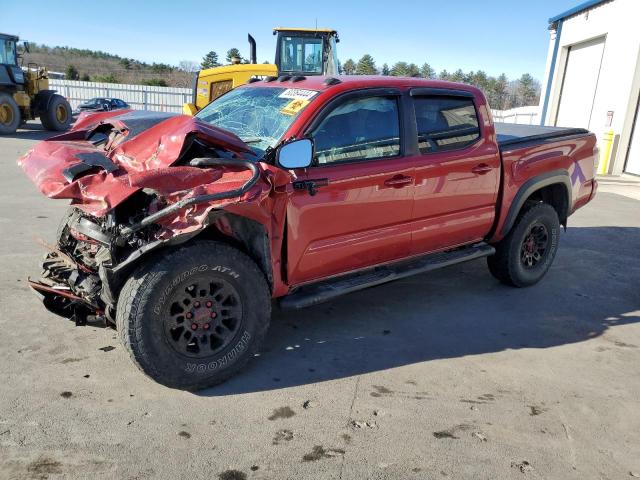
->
<box><xmin>65</xmin><ymin>64</ymin><xmax>79</xmax><ymax>80</ymax></box>
<box><xmin>226</xmin><ymin>48</ymin><xmax>242</xmax><ymax>63</ymax></box>
<box><xmin>406</xmin><ymin>63</ymin><xmax>420</xmax><ymax>77</ymax></box>
<box><xmin>381</xmin><ymin>63</ymin><xmax>390</xmax><ymax>76</ymax></box>
<box><xmin>420</xmin><ymin>62</ymin><xmax>435</xmax><ymax>79</ymax></box>
<box><xmin>517</xmin><ymin>73</ymin><xmax>538</xmax><ymax>106</ymax></box>
<box><xmin>201</xmin><ymin>51</ymin><xmax>220</xmax><ymax>69</ymax></box>
<box><xmin>438</xmin><ymin>69</ymin><xmax>451</xmax><ymax>81</ymax></box>
<box><xmin>355</xmin><ymin>54</ymin><xmax>377</xmax><ymax>75</ymax></box>
<box><xmin>342</xmin><ymin>58</ymin><xmax>356</xmax><ymax>75</ymax></box>
<box><xmin>390</xmin><ymin>62</ymin><xmax>409</xmax><ymax>76</ymax></box>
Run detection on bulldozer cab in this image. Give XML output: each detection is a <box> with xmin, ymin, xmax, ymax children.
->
<box><xmin>182</xmin><ymin>27</ymin><xmax>339</xmax><ymax>115</ymax></box>
<box><xmin>0</xmin><ymin>33</ymin><xmax>26</xmax><ymax>88</ymax></box>
<box><xmin>273</xmin><ymin>28</ymin><xmax>339</xmax><ymax>76</ymax></box>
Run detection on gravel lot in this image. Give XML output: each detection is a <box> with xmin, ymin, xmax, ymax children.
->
<box><xmin>1</xmin><ymin>123</ymin><xmax>639</xmax><ymax>480</ymax></box>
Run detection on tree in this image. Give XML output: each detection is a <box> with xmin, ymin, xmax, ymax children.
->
<box><xmin>91</xmin><ymin>74</ymin><xmax>119</xmax><ymax>83</ymax></box>
<box><xmin>80</xmin><ymin>73</ymin><xmax>90</xmax><ymax>82</ymax></box>
<box><xmin>406</xmin><ymin>63</ymin><xmax>420</xmax><ymax>77</ymax></box>
<box><xmin>226</xmin><ymin>48</ymin><xmax>242</xmax><ymax>63</ymax></box>
<box><xmin>420</xmin><ymin>62</ymin><xmax>435</xmax><ymax>79</ymax></box>
<box><xmin>390</xmin><ymin>62</ymin><xmax>409</xmax><ymax>76</ymax></box>
<box><xmin>119</xmin><ymin>58</ymin><xmax>131</xmax><ymax>70</ymax></box>
<box><xmin>381</xmin><ymin>63</ymin><xmax>390</xmax><ymax>76</ymax></box>
<box><xmin>180</xmin><ymin>60</ymin><xmax>200</xmax><ymax>72</ymax></box>
<box><xmin>517</xmin><ymin>73</ymin><xmax>538</xmax><ymax>106</ymax></box>
<box><xmin>438</xmin><ymin>69</ymin><xmax>451</xmax><ymax>81</ymax></box>
<box><xmin>141</xmin><ymin>78</ymin><xmax>168</xmax><ymax>87</ymax></box>
<box><xmin>493</xmin><ymin>73</ymin><xmax>509</xmax><ymax>110</ymax></box>
<box><xmin>451</xmin><ymin>69</ymin><xmax>466</xmax><ymax>83</ymax></box>
<box><xmin>65</xmin><ymin>64</ymin><xmax>79</xmax><ymax>80</ymax></box>
<box><xmin>342</xmin><ymin>58</ymin><xmax>356</xmax><ymax>75</ymax></box>
<box><xmin>355</xmin><ymin>54</ymin><xmax>377</xmax><ymax>75</ymax></box>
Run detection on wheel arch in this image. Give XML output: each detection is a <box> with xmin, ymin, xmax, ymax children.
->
<box><xmin>501</xmin><ymin>170</ymin><xmax>571</xmax><ymax>236</ymax></box>
<box><xmin>103</xmin><ymin>211</ymin><xmax>273</xmax><ymax>306</ymax></box>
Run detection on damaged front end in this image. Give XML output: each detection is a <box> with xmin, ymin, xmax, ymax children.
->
<box><xmin>20</xmin><ymin>110</ymin><xmax>280</xmax><ymax>326</ymax></box>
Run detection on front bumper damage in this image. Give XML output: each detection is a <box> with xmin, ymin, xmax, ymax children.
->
<box><xmin>18</xmin><ymin>110</ymin><xmax>285</xmax><ymax>325</ymax></box>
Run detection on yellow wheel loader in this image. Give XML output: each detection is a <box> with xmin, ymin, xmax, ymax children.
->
<box><xmin>0</xmin><ymin>33</ymin><xmax>72</xmax><ymax>135</ymax></box>
<box><xmin>183</xmin><ymin>28</ymin><xmax>339</xmax><ymax>115</ymax></box>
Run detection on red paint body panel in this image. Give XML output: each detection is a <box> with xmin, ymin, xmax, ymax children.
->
<box><xmin>18</xmin><ymin>76</ymin><xmax>597</xmax><ymax>300</ymax></box>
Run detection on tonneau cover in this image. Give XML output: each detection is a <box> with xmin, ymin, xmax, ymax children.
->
<box><xmin>495</xmin><ymin>122</ymin><xmax>589</xmax><ymax>148</ymax></box>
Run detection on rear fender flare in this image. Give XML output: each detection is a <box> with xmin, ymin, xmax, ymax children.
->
<box><xmin>501</xmin><ymin>169</ymin><xmax>572</xmax><ymax>236</ymax></box>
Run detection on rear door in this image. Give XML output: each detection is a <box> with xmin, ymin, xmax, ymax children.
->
<box><xmin>408</xmin><ymin>90</ymin><xmax>500</xmax><ymax>254</ymax></box>
<box><xmin>285</xmin><ymin>90</ymin><xmax>414</xmax><ymax>285</ymax></box>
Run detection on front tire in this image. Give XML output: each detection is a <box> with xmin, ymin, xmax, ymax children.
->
<box><xmin>116</xmin><ymin>241</ymin><xmax>271</xmax><ymax>390</ymax></box>
<box><xmin>0</xmin><ymin>92</ymin><xmax>20</xmax><ymax>134</ymax></box>
<box><xmin>487</xmin><ymin>203</ymin><xmax>560</xmax><ymax>287</ymax></box>
<box><xmin>40</xmin><ymin>94</ymin><xmax>72</xmax><ymax>131</ymax></box>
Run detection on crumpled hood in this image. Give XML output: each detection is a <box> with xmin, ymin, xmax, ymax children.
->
<box><xmin>18</xmin><ymin>110</ymin><xmax>260</xmax><ymax>217</ymax></box>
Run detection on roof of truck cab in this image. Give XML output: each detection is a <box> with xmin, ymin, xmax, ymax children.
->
<box><xmin>245</xmin><ymin>75</ymin><xmax>482</xmax><ymax>95</ymax></box>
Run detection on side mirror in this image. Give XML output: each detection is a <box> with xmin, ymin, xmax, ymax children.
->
<box><xmin>277</xmin><ymin>138</ymin><xmax>313</xmax><ymax>169</ymax></box>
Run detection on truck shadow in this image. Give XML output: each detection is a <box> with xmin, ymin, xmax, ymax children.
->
<box><xmin>198</xmin><ymin>224</ymin><xmax>640</xmax><ymax>396</ymax></box>
<box><xmin>2</xmin><ymin>123</ymin><xmax>61</xmax><ymax>141</ymax></box>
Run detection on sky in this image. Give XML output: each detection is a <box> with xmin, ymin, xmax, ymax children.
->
<box><xmin>3</xmin><ymin>0</ymin><xmax>583</xmax><ymax>81</ymax></box>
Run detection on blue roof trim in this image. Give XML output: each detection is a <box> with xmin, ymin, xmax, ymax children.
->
<box><xmin>549</xmin><ymin>0</ymin><xmax>610</xmax><ymax>23</ymax></box>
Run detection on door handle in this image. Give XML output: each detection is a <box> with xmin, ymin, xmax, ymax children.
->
<box><xmin>471</xmin><ymin>163</ymin><xmax>493</xmax><ymax>175</ymax></box>
<box><xmin>292</xmin><ymin>178</ymin><xmax>329</xmax><ymax>196</ymax></box>
<box><xmin>384</xmin><ymin>175</ymin><xmax>413</xmax><ymax>187</ymax></box>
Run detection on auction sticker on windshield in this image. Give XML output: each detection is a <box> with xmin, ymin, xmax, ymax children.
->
<box><xmin>278</xmin><ymin>89</ymin><xmax>318</xmax><ymax>100</ymax></box>
<box><xmin>281</xmin><ymin>98</ymin><xmax>310</xmax><ymax>115</ymax></box>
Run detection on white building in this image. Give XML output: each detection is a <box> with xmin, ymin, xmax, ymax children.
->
<box><xmin>538</xmin><ymin>0</ymin><xmax>640</xmax><ymax>175</ymax></box>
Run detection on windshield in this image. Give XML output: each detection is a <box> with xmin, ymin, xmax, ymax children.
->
<box><xmin>0</xmin><ymin>38</ymin><xmax>17</xmax><ymax>65</ymax></box>
<box><xmin>279</xmin><ymin>36</ymin><xmax>323</xmax><ymax>74</ymax></box>
<box><xmin>195</xmin><ymin>86</ymin><xmax>318</xmax><ymax>155</ymax></box>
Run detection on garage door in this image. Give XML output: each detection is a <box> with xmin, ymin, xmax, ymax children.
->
<box><xmin>555</xmin><ymin>37</ymin><xmax>606</xmax><ymax>129</ymax></box>
<box><xmin>625</xmin><ymin>95</ymin><xmax>640</xmax><ymax>175</ymax></box>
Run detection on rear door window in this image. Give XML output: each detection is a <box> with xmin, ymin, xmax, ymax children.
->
<box><xmin>413</xmin><ymin>96</ymin><xmax>480</xmax><ymax>153</ymax></box>
<box><xmin>311</xmin><ymin>96</ymin><xmax>401</xmax><ymax>165</ymax></box>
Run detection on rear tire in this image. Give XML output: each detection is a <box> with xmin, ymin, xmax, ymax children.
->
<box><xmin>40</xmin><ymin>94</ymin><xmax>72</xmax><ymax>131</ymax></box>
<box><xmin>487</xmin><ymin>203</ymin><xmax>560</xmax><ymax>287</ymax></box>
<box><xmin>0</xmin><ymin>92</ymin><xmax>20</xmax><ymax>135</ymax></box>
<box><xmin>116</xmin><ymin>241</ymin><xmax>271</xmax><ymax>390</ymax></box>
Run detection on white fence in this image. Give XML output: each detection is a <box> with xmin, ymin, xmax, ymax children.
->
<box><xmin>492</xmin><ymin>106</ymin><xmax>540</xmax><ymax>125</ymax></box>
<box><xmin>48</xmin><ymin>79</ymin><xmax>191</xmax><ymax>113</ymax></box>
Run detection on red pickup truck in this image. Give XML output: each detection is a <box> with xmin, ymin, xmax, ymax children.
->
<box><xmin>19</xmin><ymin>75</ymin><xmax>598</xmax><ymax>389</ymax></box>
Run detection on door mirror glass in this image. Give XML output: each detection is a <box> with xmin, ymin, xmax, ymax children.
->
<box><xmin>277</xmin><ymin>138</ymin><xmax>313</xmax><ymax>169</ymax></box>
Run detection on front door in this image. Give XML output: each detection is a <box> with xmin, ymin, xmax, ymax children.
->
<box><xmin>286</xmin><ymin>92</ymin><xmax>414</xmax><ymax>286</ymax></box>
<box><xmin>408</xmin><ymin>91</ymin><xmax>500</xmax><ymax>254</ymax></box>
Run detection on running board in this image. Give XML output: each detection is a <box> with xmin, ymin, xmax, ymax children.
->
<box><xmin>279</xmin><ymin>243</ymin><xmax>495</xmax><ymax>310</ymax></box>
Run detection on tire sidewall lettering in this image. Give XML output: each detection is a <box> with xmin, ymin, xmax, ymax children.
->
<box><xmin>184</xmin><ymin>330</ymin><xmax>252</xmax><ymax>374</ymax></box>
<box><xmin>153</xmin><ymin>264</ymin><xmax>240</xmax><ymax>315</ymax></box>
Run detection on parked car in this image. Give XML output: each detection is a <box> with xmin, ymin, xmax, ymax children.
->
<box><xmin>74</xmin><ymin>97</ymin><xmax>129</xmax><ymax>114</ymax></box>
<box><xmin>18</xmin><ymin>76</ymin><xmax>598</xmax><ymax>390</ymax></box>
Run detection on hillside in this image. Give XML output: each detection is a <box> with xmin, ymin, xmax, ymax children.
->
<box><xmin>23</xmin><ymin>44</ymin><xmax>193</xmax><ymax>87</ymax></box>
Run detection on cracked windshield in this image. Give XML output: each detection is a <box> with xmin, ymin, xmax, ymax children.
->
<box><xmin>195</xmin><ymin>86</ymin><xmax>318</xmax><ymax>156</ymax></box>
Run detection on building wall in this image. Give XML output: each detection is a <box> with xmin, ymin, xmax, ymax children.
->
<box><xmin>539</xmin><ymin>0</ymin><xmax>640</xmax><ymax>174</ymax></box>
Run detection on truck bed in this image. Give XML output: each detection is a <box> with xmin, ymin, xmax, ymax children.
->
<box><xmin>495</xmin><ymin>122</ymin><xmax>589</xmax><ymax>148</ymax></box>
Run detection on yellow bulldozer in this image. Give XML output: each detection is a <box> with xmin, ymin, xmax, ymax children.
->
<box><xmin>0</xmin><ymin>33</ymin><xmax>72</xmax><ymax>135</ymax></box>
<box><xmin>183</xmin><ymin>27</ymin><xmax>339</xmax><ymax>115</ymax></box>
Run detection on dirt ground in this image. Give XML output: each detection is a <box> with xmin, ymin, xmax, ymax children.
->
<box><xmin>1</xmin><ymin>123</ymin><xmax>639</xmax><ymax>480</ymax></box>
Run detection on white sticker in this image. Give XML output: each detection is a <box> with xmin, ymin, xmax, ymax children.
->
<box><xmin>278</xmin><ymin>88</ymin><xmax>318</xmax><ymax>100</ymax></box>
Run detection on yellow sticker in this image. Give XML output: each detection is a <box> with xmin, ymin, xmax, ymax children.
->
<box><xmin>281</xmin><ymin>98</ymin><xmax>310</xmax><ymax>116</ymax></box>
